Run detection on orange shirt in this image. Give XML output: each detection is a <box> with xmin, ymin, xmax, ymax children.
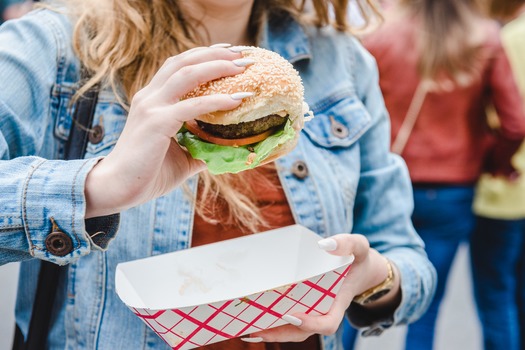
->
<box><xmin>192</xmin><ymin>164</ymin><xmax>320</xmax><ymax>350</ymax></box>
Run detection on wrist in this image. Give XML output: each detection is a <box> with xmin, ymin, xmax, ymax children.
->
<box><xmin>354</xmin><ymin>258</ymin><xmax>394</xmax><ymax>305</ymax></box>
<box><xmin>357</xmin><ymin>249</ymin><xmax>390</xmax><ymax>293</ymax></box>
<box><xmin>85</xmin><ymin>158</ymin><xmax>123</xmax><ymax>218</ymax></box>
<box><xmin>353</xmin><ymin>252</ymin><xmax>401</xmax><ymax>309</ymax></box>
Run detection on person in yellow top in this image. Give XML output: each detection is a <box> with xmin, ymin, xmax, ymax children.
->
<box><xmin>471</xmin><ymin>1</ymin><xmax>525</xmax><ymax>349</ymax></box>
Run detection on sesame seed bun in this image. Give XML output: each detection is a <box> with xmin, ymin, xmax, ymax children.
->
<box><xmin>182</xmin><ymin>46</ymin><xmax>306</xmax><ymax>134</ymax></box>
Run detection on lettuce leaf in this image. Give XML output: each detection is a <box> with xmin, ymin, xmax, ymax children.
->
<box><xmin>177</xmin><ymin>119</ymin><xmax>295</xmax><ymax>175</ymax></box>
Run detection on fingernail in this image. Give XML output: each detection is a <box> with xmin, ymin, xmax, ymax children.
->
<box><xmin>318</xmin><ymin>238</ymin><xmax>337</xmax><ymax>252</ymax></box>
<box><xmin>232</xmin><ymin>58</ymin><xmax>256</xmax><ymax>67</ymax></box>
<box><xmin>282</xmin><ymin>314</ymin><xmax>303</xmax><ymax>326</ymax></box>
<box><xmin>210</xmin><ymin>43</ymin><xmax>232</xmax><ymax>48</ymax></box>
<box><xmin>241</xmin><ymin>337</ymin><xmax>264</xmax><ymax>343</ymax></box>
<box><xmin>230</xmin><ymin>92</ymin><xmax>254</xmax><ymax>100</ymax></box>
<box><xmin>229</xmin><ymin>46</ymin><xmax>252</xmax><ymax>53</ymax></box>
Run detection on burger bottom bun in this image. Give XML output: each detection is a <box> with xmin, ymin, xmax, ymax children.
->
<box><xmin>259</xmin><ymin>132</ymin><xmax>300</xmax><ymax>166</ymax></box>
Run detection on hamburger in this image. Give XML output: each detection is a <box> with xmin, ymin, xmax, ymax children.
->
<box><xmin>177</xmin><ymin>46</ymin><xmax>312</xmax><ymax>175</ymax></box>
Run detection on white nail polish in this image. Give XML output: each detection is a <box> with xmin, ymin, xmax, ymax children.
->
<box><xmin>229</xmin><ymin>46</ymin><xmax>252</xmax><ymax>53</ymax></box>
<box><xmin>210</xmin><ymin>43</ymin><xmax>232</xmax><ymax>48</ymax></box>
<box><xmin>318</xmin><ymin>238</ymin><xmax>337</xmax><ymax>252</ymax></box>
<box><xmin>230</xmin><ymin>92</ymin><xmax>254</xmax><ymax>100</ymax></box>
<box><xmin>282</xmin><ymin>314</ymin><xmax>303</xmax><ymax>326</ymax></box>
<box><xmin>232</xmin><ymin>58</ymin><xmax>256</xmax><ymax>67</ymax></box>
<box><xmin>241</xmin><ymin>337</ymin><xmax>264</xmax><ymax>343</ymax></box>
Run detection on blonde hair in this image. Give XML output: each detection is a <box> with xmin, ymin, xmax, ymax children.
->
<box><xmin>58</xmin><ymin>0</ymin><xmax>381</xmax><ymax>232</ymax></box>
<box><xmin>488</xmin><ymin>0</ymin><xmax>525</xmax><ymax>21</ymax></box>
<box><xmin>397</xmin><ymin>0</ymin><xmax>487</xmax><ymax>89</ymax></box>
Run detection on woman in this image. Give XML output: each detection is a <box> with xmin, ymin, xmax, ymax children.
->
<box><xmin>472</xmin><ymin>1</ymin><xmax>525</xmax><ymax>349</ymax></box>
<box><xmin>363</xmin><ymin>0</ymin><xmax>525</xmax><ymax>349</ymax></box>
<box><xmin>0</xmin><ymin>1</ymin><xmax>436</xmax><ymax>349</ymax></box>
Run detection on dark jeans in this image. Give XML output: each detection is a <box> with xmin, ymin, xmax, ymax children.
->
<box><xmin>471</xmin><ymin>216</ymin><xmax>525</xmax><ymax>350</ymax></box>
<box><xmin>405</xmin><ymin>185</ymin><xmax>475</xmax><ymax>350</ymax></box>
<box><xmin>343</xmin><ymin>185</ymin><xmax>476</xmax><ymax>350</ymax></box>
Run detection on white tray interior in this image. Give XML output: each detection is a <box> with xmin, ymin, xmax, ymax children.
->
<box><xmin>116</xmin><ymin>224</ymin><xmax>353</xmax><ymax>310</ymax></box>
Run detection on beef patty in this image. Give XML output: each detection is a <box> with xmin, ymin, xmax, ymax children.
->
<box><xmin>196</xmin><ymin>114</ymin><xmax>288</xmax><ymax>139</ymax></box>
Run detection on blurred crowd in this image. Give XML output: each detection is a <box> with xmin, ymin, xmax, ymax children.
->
<box><xmin>346</xmin><ymin>0</ymin><xmax>525</xmax><ymax>349</ymax></box>
<box><xmin>0</xmin><ymin>0</ymin><xmax>33</xmax><ymax>24</ymax></box>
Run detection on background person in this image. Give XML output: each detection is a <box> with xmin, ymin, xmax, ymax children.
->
<box><xmin>0</xmin><ymin>1</ymin><xmax>436</xmax><ymax>349</ymax></box>
<box><xmin>471</xmin><ymin>0</ymin><xmax>525</xmax><ymax>349</ymax></box>
<box><xmin>0</xmin><ymin>0</ymin><xmax>33</xmax><ymax>23</ymax></box>
<box><xmin>363</xmin><ymin>0</ymin><xmax>525</xmax><ymax>349</ymax></box>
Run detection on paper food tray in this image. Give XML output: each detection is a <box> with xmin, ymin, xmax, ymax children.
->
<box><xmin>115</xmin><ymin>224</ymin><xmax>353</xmax><ymax>349</ymax></box>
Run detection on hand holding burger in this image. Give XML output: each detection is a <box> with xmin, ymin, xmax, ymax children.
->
<box><xmin>84</xmin><ymin>46</ymin><xmax>252</xmax><ymax>218</ymax></box>
<box><xmin>178</xmin><ymin>47</ymin><xmax>312</xmax><ymax>175</ymax></box>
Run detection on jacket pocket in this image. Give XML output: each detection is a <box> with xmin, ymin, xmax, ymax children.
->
<box><xmin>52</xmin><ymin>82</ymin><xmax>75</xmax><ymax>142</ymax></box>
<box><xmin>84</xmin><ymin>90</ymin><xmax>127</xmax><ymax>157</ymax></box>
<box><xmin>303</xmin><ymin>95</ymin><xmax>371</xmax><ymax>148</ymax></box>
<box><xmin>53</xmin><ymin>86</ymin><xmax>126</xmax><ymax>158</ymax></box>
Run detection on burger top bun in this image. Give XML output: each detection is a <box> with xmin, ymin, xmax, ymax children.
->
<box><xmin>182</xmin><ymin>47</ymin><xmax>306</xmax><ymax>133</ymax></box>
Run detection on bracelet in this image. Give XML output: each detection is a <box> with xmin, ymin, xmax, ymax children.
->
<box><xmin>353</xmin><ymin>259</ymin><xmax>395</xmax><ymax>306</ymax></box>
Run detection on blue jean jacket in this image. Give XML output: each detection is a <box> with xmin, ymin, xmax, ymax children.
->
<box><xmin>0</xmin><ymin>9</ymin><xmax>436</xmax><ymax>350</ymax></box>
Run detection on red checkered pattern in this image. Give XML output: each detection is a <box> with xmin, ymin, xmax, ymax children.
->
<box><xmin>130</xmin><ymin>264</ymin><xmax>351</xmax><ymax>350</ymax></box>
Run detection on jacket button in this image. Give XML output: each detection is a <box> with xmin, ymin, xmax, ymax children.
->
<box><xmin>291</xmin><ymin>161</ymin><xmax>309</xmax><ymax>179</ymax></box>
<box><xmin>45</xmin><ymin>218</ymin><xmax>73</xmax><ymax>256</ymax></box>
<box><xmin>330</xmin><ymin>116</ymin><xmax>349</xmax><ymax>139</ymax></box>
<box><xmin>89</xmin><ymin>125</ymin><xmax>105</xmax><ymax>144</ymax></box>
<box><xmin>45</xmin><ymin>231</ymin><xmax>73</xmax><ymax>256</ymax></box>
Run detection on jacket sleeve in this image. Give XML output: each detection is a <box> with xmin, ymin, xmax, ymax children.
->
<box><xmin>348</xmin><ymin>39</ymin><xmax>437</xmax><ymax>333</ymax></box>
<box><xmin>0</xmin><ymin>10</ymin><xmax>118</xmax><ymax>266</ymax></box>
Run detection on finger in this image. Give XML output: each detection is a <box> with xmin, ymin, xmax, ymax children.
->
<box><xmin>284</xmin><ymin>311</ymin><xmax>346</xmax><ymax>337</ymax></box>
<box><xmin>249</xmin><ymin>311</ymin><xmax>344</xmax><ymax>343</ymax></box>
<box><xmin>159</xmin><ymin>93</ymin><xmax>251</xmax><ymax>136</ymax></box>
<box><xmin>149</xmin><ymin>46</ymin><xmax>208</xmax><ymax>87</ymax></box>
<box><xmin>149</xmin><ymin>47</ymin><xmax>243</xmax><ymax>89</ymax></box>
<box><xmin>249</xmin><ymin>323</ymin><xmax>313</xmax><ymax>343</ymax></box>
<box><xmin>174</xmin><ymin>92</ymin><xmax>250</xmax><ymax>119</ymax></box>
<box><xmin>164</xmin><ymin>140</ymin><xmax>207</xmax><ymax>180</ymax></box>
<box><xmin>318</xmin><ymin>233</ymin><xmax>370</xmax><ymax>262</ymax></box>
<box><xmin>160</xmin><ymin>59</ymin><xmax>251</xmax><ymax>103</ymax></box>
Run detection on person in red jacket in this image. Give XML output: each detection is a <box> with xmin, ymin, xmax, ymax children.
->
<box><xmin>362</xmin><ymin>0</ymin><xmax>525</xmax><ymax>349</ymax></box>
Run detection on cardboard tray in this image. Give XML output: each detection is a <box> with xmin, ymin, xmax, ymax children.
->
<box><xmin>116</xmin><ymin>224</ymin><xmax>353</xmax><ymax>349</ymax></box>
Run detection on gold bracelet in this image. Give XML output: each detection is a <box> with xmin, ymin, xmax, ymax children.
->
<box><xmin>353</xmin><ymin>259</ymin><xmax>395</xmax><ymax>305</ymax></box>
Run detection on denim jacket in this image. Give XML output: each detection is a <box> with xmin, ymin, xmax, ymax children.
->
<box><xmin>0</xmin><ymin>9</ymin><xmax>436</xmax><ymax>350</ymax></box>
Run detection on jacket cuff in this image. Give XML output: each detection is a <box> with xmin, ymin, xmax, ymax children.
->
<box><xmin>347</xmin><ymin>252</ymin><xmax>431</xmax><ymax>336</ymax></box>
<box><xmin>85</xmin><ymin>214</ymin><xmax>120</xmax><ymax>250</ymax></box>
<box><xmin>346</xmin><ymin>302</ymin><xmax>395</xmax><ymax>336</ymax></box>
<box><xmin>22</xmin><ymin>157</ymin><xmax>118</xmax><ymax>265</ymax></box>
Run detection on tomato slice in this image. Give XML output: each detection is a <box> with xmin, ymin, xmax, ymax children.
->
<box><xmin>184</xmin><ymin>120</ymin><xmax>275</xmax><ymax>147</ymax></box>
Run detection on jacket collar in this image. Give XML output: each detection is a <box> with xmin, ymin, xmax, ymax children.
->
<box><xmin>259</xmin><ymin>14</ymin><xmax>312</xmax><ymax>64</ymax></box>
